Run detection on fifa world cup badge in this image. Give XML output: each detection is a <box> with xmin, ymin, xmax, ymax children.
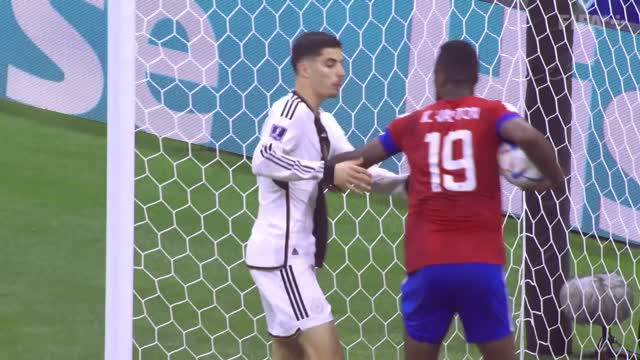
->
<box><xmin>269</xmin><ymin>124</ymin><xmax>287</xmax><ymax>141</ymax></box>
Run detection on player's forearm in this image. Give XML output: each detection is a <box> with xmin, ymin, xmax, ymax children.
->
<box><xmin>331</xmin><ymin>139</ymin><xmax>390</xmax><ymax>169</ymax></box>
<box><xmin>253</xmin><ymin>143</ymin><xmax>334</xmax><ymax>182</ymax></box>
<box><xmin>368</xmin><ymin>166</ymin><xmax>408</xmax><ymax>198</ymax></box>
<box><xmin>518</xmin><ymin>135</ymin><xmax>566</xmax><ymax>189</ymax></box>
<box><xmin>331</xmin><ymin>149</ymin><xmax>361</xmax><ymax>164</ymax></box>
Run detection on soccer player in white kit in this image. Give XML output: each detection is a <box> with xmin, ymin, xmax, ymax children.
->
<box><xmin>245</xmin><ymin>32</ymin><xmax>409</xmax><ymax>360</ymax></box>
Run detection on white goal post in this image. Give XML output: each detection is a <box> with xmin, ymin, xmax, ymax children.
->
<box><xmin>105</xmin><ymin>0</ymin><xmax>136</xmax><ymax>359</ymax></box>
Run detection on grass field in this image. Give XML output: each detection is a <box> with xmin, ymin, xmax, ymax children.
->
<box><xmin>1</xmin><ymin>98</ymin><xmax>639</xmax><ymax>360</ymax></box>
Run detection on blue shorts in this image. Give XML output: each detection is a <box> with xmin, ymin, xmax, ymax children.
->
<box><xmin>401</xmin><ymin>263</ymin><xmax>513</xmax><ymax>344</ymax></box>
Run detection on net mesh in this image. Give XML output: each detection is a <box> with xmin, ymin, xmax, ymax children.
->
<box><xmin>131</xmin><ymin>1</ymin><xmax>640</xmax><ymax>358</ymax></box>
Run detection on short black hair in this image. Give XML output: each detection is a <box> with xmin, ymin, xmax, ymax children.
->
<box><xmin>291</xmin><ymin>32</ymin><xmax>342</xmax><ymax>73</ymax></box>
<box><xmin>434</xmin><ymin>40</ymin><xmax>479</xmax><ymax>85</ymax></box>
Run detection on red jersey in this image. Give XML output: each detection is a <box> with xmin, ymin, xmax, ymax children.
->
<box><xmin>378</xmin><ymin>96</ymin><xmax>521</xmax><ymax>273</ymax></box>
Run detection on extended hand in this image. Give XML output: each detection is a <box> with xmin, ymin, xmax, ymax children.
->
<box><xmin>522</xmin><ymin>178</ymin><xmax>566</xmax><ymax>193</ymax></box>
<box><xmin>521</xmin><ymin>179</ymin><xmax>552</xmax><ymax>193</ymax></box>
<box><xmin>333</xmin><ymin>158</ymin><xmax>372</xmax><ymax>193</ymax></box>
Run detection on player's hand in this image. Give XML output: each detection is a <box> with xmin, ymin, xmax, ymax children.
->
<box><xmin>521</xmin><ymin>179</ymin><xmax>552</xmax><ymax>193</ymax></box>
<box><xmin>522</xmin><ymin>178</ymin><xmax>566</xmax><ymax>193</ymax></box>
<box><xmin>333</xmin><ymin>158</ymin><xmax>372</xmax><ymax>193</ymax></box>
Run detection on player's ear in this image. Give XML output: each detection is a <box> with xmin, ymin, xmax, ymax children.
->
<box><xmin>435</xmin><ymin>71</ymin><xmax>445</xmax><ymax>88</ymax></box>
<box><xmin>297</xmin><ymin>60</ymin><xmax>311</xmax><ymax>79</ymax></box>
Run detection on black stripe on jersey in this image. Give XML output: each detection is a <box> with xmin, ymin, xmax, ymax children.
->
<box><xmin>260</xmin><ymin>146</ymin><xmax>312</xmax><ymax>176</ymax></box>
<box><xmin>280</xmin><ymin>95</ymin><xmax>302</xmax><ymax>120</ymax></box>
<box><xmin>282</xmin><ymin>181</ymin><xmax>291</xmax><ymax>266</ymax></box>
<box><xmin>279</xmin><ymin>268</ymin><xmax>300</xmax><ymax>321</ymax></box>
<box><xmin>280</xmin><ymin>97</ymin><xmax>294</xmax><ymax>117</ymax></box>
<box><xmin>282</xmin><ymin>267</ymin><xmax>308</xmax><ymax>320</ymax></box>
<box><xmin>265</xmin><ymin>144</ymin><xmax>316</xmax><ymax>173</ymax></box>
<box><xmin>268</xmin><ymin>328</ymin><xmax>301</xmax><ymax>338</ymax></box>
<box><xmin>265</xmin><ymin>152</ymin><xmax>314</xmax><ymax>176</ymax></box>
<box><xmin>285</xmin><ymin>100</ymin><xmax>302</xmax><ymax>120</ymax></box>
<box><xmin>280</xmin><ymin>95</ymin><xmax>301</xmax><ymax>119</ymax></box>
<box><xmin>273</xmin><ymin>180</ymin><xmax>288</xmax><ymax>190</ymax></box>
<box><xmin>260</xmin><ymin>146</ymin><xmax>295</xmax><ymax>171</ymax></box>
<box><xmin>287</xmin><ymin>265</ymin><xmax>309</xmax><ymax>318</ymax></box>
<box><xmin>260</xmin><ymin>144</ymin><xmax>316</xmax><ymax>176</ymax></box>
<box><xmin>246</xmin><ymin>264</ymin><xmax>283</xmax><ymax>270</ymax></box>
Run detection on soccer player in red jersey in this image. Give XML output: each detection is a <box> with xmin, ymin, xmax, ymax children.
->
<box><xmin>333</xmin><ymin>40</ymin><xmax>565</xmax><ymax>359</ymax></box>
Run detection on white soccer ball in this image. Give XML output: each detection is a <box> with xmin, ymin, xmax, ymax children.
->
<box><xmin>497</xmin><ymin>142</ymin><xmax>545</xmax><ymax>188</ymax></box>
<box><xmin>559</xmin><ymin>273</ymin><xmax>634</xmax><ymax>326</ymax></box>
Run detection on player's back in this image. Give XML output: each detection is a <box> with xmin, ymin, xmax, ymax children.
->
<box><xmin>391</xmin><ymin>96</ymin><xmax>518</xmax><ymax>273</ymax></box>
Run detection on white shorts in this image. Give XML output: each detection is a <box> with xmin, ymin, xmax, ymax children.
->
<box><xmin>249</xmin><ymin>263</ymin><xmax>333</xmax><ymax>337</ymax></box>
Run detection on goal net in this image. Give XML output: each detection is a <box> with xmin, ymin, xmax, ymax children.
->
<box><xmin>118</xmin><ymin>0</ymin><xmax>640</xmax><ymax>359</ymax></box>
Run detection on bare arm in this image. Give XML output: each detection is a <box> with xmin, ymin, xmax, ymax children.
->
<box><xmin>499</xmin><ymin>118</ymin><xmax>565</xmax><ymax>189</ymax></box>
<box><xmin>322</xmin><ymin>112</ymin><xmax>407</xmax><ymax>196</ymax></box>
<box><xmin>330</xmin><ymin>137</ymin><xmax>391</xmax><ymax>168</ymax></box>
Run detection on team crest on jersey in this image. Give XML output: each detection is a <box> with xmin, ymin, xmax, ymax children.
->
<box><xmin>269</xmin><ymin>124</ymin><xmax>287</xmax><ymax>141</ymax></box>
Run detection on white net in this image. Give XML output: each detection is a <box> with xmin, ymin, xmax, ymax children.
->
<box><xmin>130</xmin><ymin>0</ymin><xmax>640</xmax><ymax>359</ymax></box>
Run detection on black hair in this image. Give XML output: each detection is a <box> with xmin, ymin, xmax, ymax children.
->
<box><xmin>291</xmin><ymin>32</ymin><xmax>342</xmax><ymax>73</ymax></box>
<box><xmin>434</xmin><ymin>40</ymin><xmax>479</xmax><ymax>86</ymax></box>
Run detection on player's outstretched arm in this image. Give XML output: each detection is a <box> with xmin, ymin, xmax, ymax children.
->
<box><xmin>253</xmin><ymin>141</ymin><xmax>371</xmax><ymax>192</ymax></box>
<box><xmin>330</xmin><ymin>137</ymin><xmax>391</xmax><ymax>170</ymax></box>
<box><xmin>321</xmin><ymin>112</ymin><xmax>407</xmax><ymax>197</ymax></box>
<box><xmin>333</xmin><ymin>150</ymin><xmax>407</xmax><ymax>197</ymax></box>
<box><xmin>252</xmin><ymin>115</ymin><xmax>372</xmax><ymax>191</ymax></box>
<box><xmin>329</xmin><ymin>138</ymin><xmax>402</xmax><ymax>194</ymax></box>
<box><xmin>356</xmin><ymin>139</ymin><xmax>408</xmax><ymax>197</ymax></box>
<box><xmin>499</xmin><ymin>118</ymin><xmax>565</xmax><ymax>190</ymax></box>
<box><xmin>329</xmin><ymin>115</ymin><xmax>411</xmax><ymax>194</ymax></box>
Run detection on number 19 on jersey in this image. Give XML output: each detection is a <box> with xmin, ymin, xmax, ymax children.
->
<box><xmin>424</xmin><ymin>130</ymin><xmax>477</xmax><ymax>192</ymax></box>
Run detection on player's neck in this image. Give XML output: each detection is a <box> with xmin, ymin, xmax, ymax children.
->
<box><xmin>438</xmin><ymin>87</ymin><xmax>474</xmax><ymax>100</ymax></box>
<box><xmin>293</xmin><ymin>83</ymin><xmax>322</xmax><ymax>113</ymax></box>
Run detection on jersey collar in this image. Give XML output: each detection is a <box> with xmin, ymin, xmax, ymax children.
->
<box><xmin>291</xmin><ymin>90</ymin><xmax>318</xmax><ymax>116</ymax></box>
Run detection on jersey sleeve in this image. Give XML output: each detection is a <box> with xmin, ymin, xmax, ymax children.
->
<box><xmin>494</xmin><ymin>101</ymin><xmax>523</xmax><ymax>141</ymax></box>
<box><xmin>377</xmin><ymin>112</ymin><xmax>414</xmax><ymax>157</ymax></box>
<box><xmin>369</xmin><ymin>166</ymin><xmax>409</xmax><ymax>198</ymax></box>
<box><xmin>252</xmin><ymin>112</ymin><xmax>327</xmax><ymax>182</ymax></box>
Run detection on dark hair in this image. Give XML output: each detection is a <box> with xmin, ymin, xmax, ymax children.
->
<box><xmin>434</xmin><ymin>40</ymin><xmax>479</xmax><ymax>85</ymax></box>
<box><xmin>291</xmin><ymin>32</ymin><xmax>342</xmax><ymax>73</ymax></box>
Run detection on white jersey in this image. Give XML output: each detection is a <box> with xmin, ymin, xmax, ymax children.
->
<box><xmin>245</xmin><ymin>91</ymin><xmax>408</xmax><ymax>269</ymax></box>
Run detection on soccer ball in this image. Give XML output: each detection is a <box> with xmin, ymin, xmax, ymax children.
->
<box><xmin>497</xmin><ymin>142</ymin><xmax>545</xmax><ymax>188</ymax></box>
<box><xmin>559</xmin><ymin>273</ymin><xmax>634</xmax><ymax>327</ymax></box>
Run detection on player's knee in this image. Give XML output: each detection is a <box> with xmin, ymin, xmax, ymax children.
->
<box><xmin>299</xmin><ymin>337</ymin><xmax>343</xmax><ymax>360</ymax></box>
<box><xmin>404</xmin><ymin>333</ymin><xmax>441</xmax><ymax>360</ymax></box>
<box><xmin>298</xmin><ymin>322</ymin><xmax>344</xmax><ymax>360</ymax></box>
<box><xmin>272</xmin><ymin>335</ymin><xmax>304</xmax><ymax>360</ymax></box>
<box><xmin>305</xmin><ymin>345</ymin><xmax>343</xmax><ymax>360</ymax></box>
<box><xmin>476</xmin><ymin>333</ymin><xmax>516</xmax><ymax>360</ymax></box>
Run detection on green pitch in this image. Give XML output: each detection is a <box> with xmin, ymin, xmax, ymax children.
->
<box><xmin>1</xmin><ymin>99</ymin><xmax>638</xmax><ymax>360</ymax></box>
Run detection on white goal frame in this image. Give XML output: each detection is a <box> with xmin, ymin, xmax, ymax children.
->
<box><xmin>104</xmin><ymin>1</ymin><xmax>136</xmax><ymax>359</ymax></box>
